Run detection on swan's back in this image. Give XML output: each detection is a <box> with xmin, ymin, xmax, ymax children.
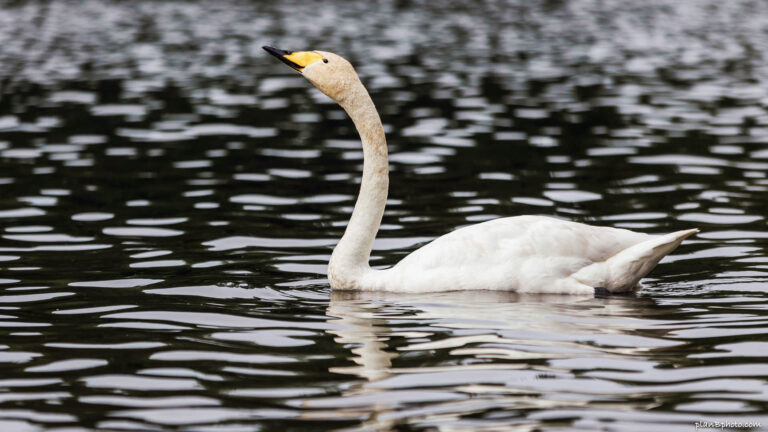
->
<box><xmin>365</xmin><ymin>216</ymin><xmax>653</xmax><ymax>293</ymax></box>
<box><xmin>397</xmin><ymin>216</ymin><xmax>649</xmax><ymax>269</ymax></box>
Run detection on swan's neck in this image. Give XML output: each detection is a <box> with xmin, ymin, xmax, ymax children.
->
<box><xmin>328</xmin><ymin>80</ymin><xmax>388</xmax><ymax>288</ymax></box>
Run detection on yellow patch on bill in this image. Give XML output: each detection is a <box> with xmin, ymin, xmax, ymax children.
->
<box><xmin>284</xmin><ymin>51</ymin><xmax>324</xmax><ymax>68</ymax></box>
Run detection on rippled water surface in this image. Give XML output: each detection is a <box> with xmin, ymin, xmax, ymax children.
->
<box><xmin>2</xmin><ymin>1</ymin><xmax>768</xmax><ymax>430</ymax></box>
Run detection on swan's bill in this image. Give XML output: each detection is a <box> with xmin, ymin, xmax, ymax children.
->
<box><xmin>262</xmin><ymin>46</ymin><xmax>323</xmax><ymax>72</ymax></box>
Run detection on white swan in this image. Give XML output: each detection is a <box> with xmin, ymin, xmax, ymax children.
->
<box><xmin>263</xmin><ymin>46</ymin><xmax>697</xmax><ymax>295</ymax></box>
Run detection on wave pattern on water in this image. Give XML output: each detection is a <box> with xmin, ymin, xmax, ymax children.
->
<box><xmin>0</xmin><ymin>0</ymin><xmax>768</xmax><ymax>430</ymax></box>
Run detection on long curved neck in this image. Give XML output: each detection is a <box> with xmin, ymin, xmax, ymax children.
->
<box><xmin>328</xmin><ymin>79</ymin><xmax>388</xmax><ymax>287</ymax></box>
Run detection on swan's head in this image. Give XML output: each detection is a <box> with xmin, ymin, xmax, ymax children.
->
<box><xmin>263</xmin><ymin>46</ymin><xmax>356</xmax><ymax>104</ymax></box>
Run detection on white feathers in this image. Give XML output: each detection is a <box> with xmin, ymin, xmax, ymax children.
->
<box><xmin>280</xmin><ymin>49</ymin><xmax>697</xmax><ymax>295</ymax></box>
<box><xmin>361</xmin><ymin>218</ymin><xmax>696</xmax><ymax>294</ymax></box>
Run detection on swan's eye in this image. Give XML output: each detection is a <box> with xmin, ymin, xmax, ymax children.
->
<box><xmin>323</xmin><ymin>58</ymin><xmax>328</xmax><ymax>63</ymax></box>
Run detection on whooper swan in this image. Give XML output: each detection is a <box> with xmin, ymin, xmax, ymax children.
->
<box><xmin>263</xmin><ymin>46</ymin><xmax>697</xmax><ymax>295</ymax></box>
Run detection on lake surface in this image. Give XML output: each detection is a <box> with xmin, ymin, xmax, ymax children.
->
<box><xmin>1</xmin><ymin>1</ymin><xmax>768</xmax><ymax>430</ymax></box>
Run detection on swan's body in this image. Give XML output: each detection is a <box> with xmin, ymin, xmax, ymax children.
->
<box><xmin>264</xmin><ymin>46</ymin><xmax>697</xmax><ymax>295</ymax></box>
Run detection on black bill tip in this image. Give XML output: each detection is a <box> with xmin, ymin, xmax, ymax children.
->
<box><xmin>263</xmin><ymin>46</ymin><xmax>302</xmax><ymax>71</ymax></box>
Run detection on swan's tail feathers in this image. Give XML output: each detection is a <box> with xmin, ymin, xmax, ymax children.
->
<box><xmin>572</xmin><ymin>228</ymin><xmax>698</xmax><ymax>293</ymax></box>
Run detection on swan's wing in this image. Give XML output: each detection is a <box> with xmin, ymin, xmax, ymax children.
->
<box><xmin>379</xmin><ymin>216</ymin><xmax>654</xmax><ymax>292</ymax></box>
<box><xmin>395</xmin><ymin>215</ymin><xmax>649</xmax><ymax>270</ymax></box>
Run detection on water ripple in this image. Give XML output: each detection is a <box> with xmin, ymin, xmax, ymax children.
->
<box><xmin>1</xmin><ymin>0</ymin><xmax>768</xmax><ymax>429</ymax></box>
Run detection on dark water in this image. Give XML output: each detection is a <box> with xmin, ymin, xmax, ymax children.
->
<box><xmin>1</xmin><ymin>1</ymin><xmax>768</xmax><ymax>430</ymax></box>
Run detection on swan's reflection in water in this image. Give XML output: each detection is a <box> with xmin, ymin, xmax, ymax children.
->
<box><xmin>327</xmin><ymin>292</ymin><xmax>399</xmax><ymax>382</ymax></box>
<box><xmin>311</xmin><ymin>291</ymin><xmax>673</xmax><ymax>429</ymax></box>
